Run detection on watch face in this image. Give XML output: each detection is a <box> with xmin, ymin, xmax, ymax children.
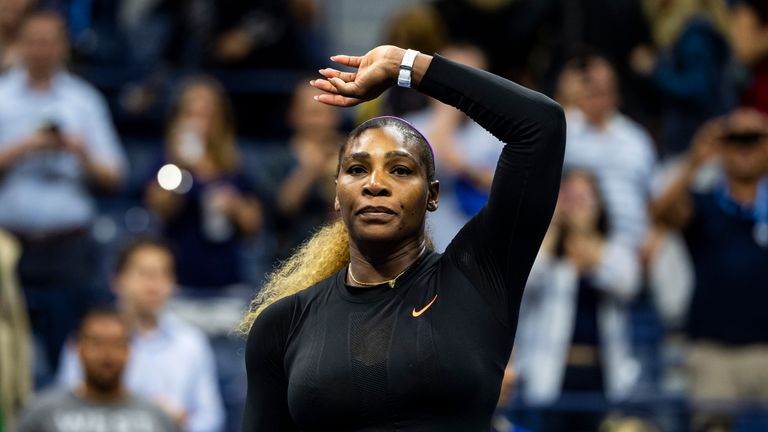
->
<box><xmin>397</xmin><ymin>69</ymin><xmax>412</xmax><ymax>88</ymax></box>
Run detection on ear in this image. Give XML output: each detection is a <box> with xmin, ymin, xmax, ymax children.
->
<box><xmin>334</xmin><ymin>194</ymin><xmax>341</xmax><ymax>212</ymax></box>
<box><xmin>427</xmin><ymin>180</ymin><xmax>440</xmax><ymax>212</ymax></box>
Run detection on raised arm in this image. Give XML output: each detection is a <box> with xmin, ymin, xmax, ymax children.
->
<box><xmin>422</xmin><ymin>54</ymin><xmax>566</xmax><ymax>327</ymax></box>
<box><xmin>312</xmin><ymin>45</ymin><xmax>566</xmax><ymax>327</ymax></box>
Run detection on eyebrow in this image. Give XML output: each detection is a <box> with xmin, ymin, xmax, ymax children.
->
<box><xmin>342</xmin><ymin>150</ymin><xmax>418</xmax><ymax>164</ymax></box>
<box><xmin>385</xmin><ymin>150</ymin><xmax>418</xmax><ymax>163</ymax></box>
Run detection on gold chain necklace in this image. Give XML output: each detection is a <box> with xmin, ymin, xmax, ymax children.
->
<box><xmin>347</xmin><ymin>246</ymin><xmax>426</xmax><ymax>289</ymax></box>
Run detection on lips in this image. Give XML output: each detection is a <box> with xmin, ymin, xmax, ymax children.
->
<box><xmin>356</xmin><ymin>206</ymin><xmax>396</xmax><ymax>215</ymax></box>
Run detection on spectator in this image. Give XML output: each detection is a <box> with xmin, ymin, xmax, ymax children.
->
<box><xmin>145</xmin><ymin>76</ymin><xmax>263</xmax><ymax>289</ymax></box>
<box><xmin>653</xmin><ymin>109</ymin><xmax>768</xmax><ymax>430</ymax></box>
<box><xmin>433</xmin><ymin>0</ymin><xmax>555</xmax><ymax>79</ymax></box>
<box><xmin>406</xmin><ymin>43</ymin><xmax>502</xmax><ymax>251</ymax></box>
<box><xmin>730</xmin><ymin>0</ymin><xmax>768</xmax><ymax>114</ymax></box>
<box><xmin>160</xmin><ymin>0</ymin><xmax>313</xmax><ymax>70</ymax></box>
<box><xmin>559</xmin><ymin>55</ymin><xmax>657</xmax><ymax>249</ymax></box>
<box><xmin>631</xmin><ymin>0</ymin><xmax>735</xmax><ymax>157</ymax></box>
<box><xmin>69</xmin><ymin>0</ymin><xmax>181</xmax><ymax>68</ymax></box>
<box><xmin>0</xmin><ymin>230</ymin><xmax>31</xmax><ymax>432</ymax></box>
<box><xmin>0</xmin><ymin>10</ymin><xmax>127</xmax><ymax>374</ymax></box>
<box><xmin>0</xmin><ymin>0</ymin><xmax>36</xmax><ymax>70</ymax></box>
<box><xmin>513</xmin><ymin>170</ymin><xmax>641</xmax><ymax>431</ymax></box>
<box><xmin>19</xmin><ymin>308</ymin><xmax>177</xmax><ymax>432</ymax></box>
<box><xmin>57</xmin><ymin>238</ymin><xmax>225</xmax><ymax>432</ymax></box>
<box><xmin>266</xmin><ymin>81</ymin><xmax>342</xmax><ymax>262</ymax></box>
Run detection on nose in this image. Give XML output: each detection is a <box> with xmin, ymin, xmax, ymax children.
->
<box><xmin>363</xmin><ymin>170</ymin><xmax>391</xmax><ymax>197</ymax></box>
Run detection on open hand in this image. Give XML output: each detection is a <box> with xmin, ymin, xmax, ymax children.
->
<box><xmin>310</xmin><ymin>45</ymin><xmax>411</xmax><ymax>107</ymax></box>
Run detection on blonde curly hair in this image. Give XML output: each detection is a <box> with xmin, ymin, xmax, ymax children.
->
<box><xmin>239</xmin><ymin>220</ymin><xmax>350</xmax><ymax>333</ymax></box>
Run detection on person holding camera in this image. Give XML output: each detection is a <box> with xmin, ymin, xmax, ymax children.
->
<box><xmin>0</xmin><ymin>11</ymin><xmax>126</xmax><ymax>375</ymax></box>
<box><xmin>144</xmin><ymin>76</ymin><xmax>263</xmax><ymax>289</ymax></box>
<box><xmin>653</xmin><ymin>108</ymin><xmax>768</xmax><ymax>430</ymax></box>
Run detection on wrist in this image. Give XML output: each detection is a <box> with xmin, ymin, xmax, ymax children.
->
<box><xmin>385</xmin><ymin>46</ymin><xmax>407</xmax><ymax>81</ymax></box>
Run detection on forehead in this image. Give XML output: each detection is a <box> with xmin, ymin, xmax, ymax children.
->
<box><xmin>81</xmin><ymin>317</ymin><xmax>127</xmax><ymax>338</ymax></box>
<box><xmin>344</xmin><ymin>126</ymin><xmax>420</xmax><ymax>159</ymax></box>
<box><xmin>22</xmin><ymin>16</ymin><xmax>64</xmax><ymax>36</ymax></box>
<box><xmin>123</xmin><ymin>246</ymin><xmax>172</xmax><ymax>270</ymax></box>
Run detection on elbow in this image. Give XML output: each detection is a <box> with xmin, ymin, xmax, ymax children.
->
<box><xmin>541</xmin><ymin>100</ymin><xmax>567</xmax><ymax>150</ymax></box>
<box><xmin>540</xmin><ymin>98</ymin><xmax>566</xmax><ymax>132</ymax></box>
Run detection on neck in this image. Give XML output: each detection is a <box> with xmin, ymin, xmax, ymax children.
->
<box><xmin>120</xmin><ymin>305</ymin><xmax>159</xmax><ymax>333</ymax></box>
<box><xmin>584</xmin><ymin>109</ymin><xmax>614</xmax><ymax>130</ymax></box>
<box><xmin>77</xmin><ymin>383</ymin><xmax>126</xmax><ymax>403</ymax></box>
<box><xmin>728</xmin><ymin>177</ymin><xmax>759</xmax><ymax>205</ymax></box>
<box><xmin>347</xmin><ymin>236</ymin><xmax>426</xmax><ymax>285</ymax></box>
<box><xmin>26</xmin><ymin>69</ymin><xmax>54</xmax><ymax>90</ymax></box>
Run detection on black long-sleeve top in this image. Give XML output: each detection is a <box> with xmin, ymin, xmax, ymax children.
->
<box><xmin>243</xmin><ymin>55</ymin><xmax>566</xmax><ymax>431</ymax></box>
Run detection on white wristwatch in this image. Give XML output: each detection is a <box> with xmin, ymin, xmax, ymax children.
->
<box><xmin>397</xmin><ymin>49</ymin><xmax>420</xmax><ymax>88</ymax></box>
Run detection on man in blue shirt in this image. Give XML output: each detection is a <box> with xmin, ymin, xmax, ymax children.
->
<box><xmin>653</xmin><ymin>108</ymin><xmax>768</xmax><ymax>429</ymax></box>
<box><xmin>57</xmin><ymin>238</ymin><xmax>225</xmax><ymax>432</ymax></box>
<box><xmin>0</xmin><ymin>10</ymin><xmax>127</xmax><ymax>373</ymax></box>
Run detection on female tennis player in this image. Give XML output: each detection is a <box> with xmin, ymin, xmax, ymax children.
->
<box><xmin>241</xmin><ymin>45</ymin><xmax>566</xmax><ymax>431</ymax></box>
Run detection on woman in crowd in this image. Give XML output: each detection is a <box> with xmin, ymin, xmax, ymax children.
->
<box><xmin>513</xmin><ymin>170</ymin><xmax>641</xmax><ymax>431</ymax></box>
<box><xmin>145</xmin><ymin>76</ymin><xmax>263</xmax><ymax>289</ymax></box>
<box><xmin>241</xmin><ymin>44</ymin><xmax>566</xmax><ymax>430</ymax></box>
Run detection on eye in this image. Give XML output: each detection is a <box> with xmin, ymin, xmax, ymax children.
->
<box><xmin>346</xmin><ymin>165</ymin><xmax>366</xmax><ymax>175</ymax></box>
<box><xmin>392</xmin><ymin>166</ymin><xmax>412</xmax><ymax>176</ymax></box>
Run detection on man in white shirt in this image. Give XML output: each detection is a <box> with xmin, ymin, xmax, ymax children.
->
<box><xmin>0</xmin><ymin>11</ymin><xmax>127</xmax><ymax>372</ymax></box>
<box><xmin>560</xmin><ymin>55</ymin><xmax>657</xmax><ymax>249</ymax></box>
<box><xmin>57</xmin><ymin>238</ymin><xmax>225</xmax><ymax>432</ymax></box>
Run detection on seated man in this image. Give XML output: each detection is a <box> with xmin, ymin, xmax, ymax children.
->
<box><xmin>57</xmin><ymin>239</ymin><xmax>224</xmax><ymax>432</ymax></box>
<box><xmin>18</xmin><ymin>308</ymin><xmax>177</xmax><ymax>432</ymax></box>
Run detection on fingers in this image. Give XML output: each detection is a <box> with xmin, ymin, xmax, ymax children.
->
<box><xmin>311</xmin><ymin>77</ymin><xmax>361</xmax><ymax>98</ymax></box>
<box><xmin>309</xmin><ymin>79</ymin><xmax>362</xmax><ymax>106</ymax></box>
<box><xmin>310</xmin><ymin>79</ymin><xmax>340</xmax><ymax>94</ymax></box>
<box><xmin>319</xmin><ymin>68</ymin><xmax>356</xmax><ymax>82</ymax></box>
<box><xmin>315</xmin><ymin>93</ymin><xmax>362</xmax><ymax>107</ymax></box>
<box><xmin>328</xmin><ymin>77</ymin><xmax>361</xmax><ymax>96</ymax></box>
<box><xmin>330</xmin><ymin>55</ymin><xmax>362</xmax><ymax>68</ymax></box>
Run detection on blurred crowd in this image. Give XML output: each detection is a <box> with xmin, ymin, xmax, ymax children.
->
<box><xmin>0</xmin><ymin>0</ymin><xmax>767</xmax><ymax>431</ymax></box>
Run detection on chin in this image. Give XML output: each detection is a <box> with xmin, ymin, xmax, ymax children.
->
<box><xmin>350</xmin><ymin>224</ymin><xmax>403</xmax><ymax>244</ymax></box>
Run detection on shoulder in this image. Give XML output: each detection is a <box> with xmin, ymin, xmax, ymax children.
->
<box><xmin>125</xmin><ymin>394</ymin><xmax>172</xmax><ymax>416</ymax></box>
<box><xmin>246</xmin><ymin>275</ymin><xmax>335</xmax><ymax>345</ymax></box>
<box><xmin>245</xmin><ymin>294</ymin><xmax>299</xmax><ymax>363</ymax></box>
<box><xmin>0</xmin><ymin>69</ymin><xmax>24</xmax><ymax>100</ymax></box>
<box><xmin>613</xmin><ymin>115</ymin><xmax>656</xmax><ymax>155</ymax></box>
<box><xmin>160</xmin><ymin>313</ymin><xmax>213</xmax><ymax>353</ymax></box>
<box><xmin>60</xmin><ymin>73</ymin><xmax>109</xmax><ymax>107</ymax></box>
<box><xmin>0</xmin><ymin>71</ymin><xmax>15</xmax><ymax>92</ymax></box>
<box><xmin>22</xmin><ymin>389</ymin><xmax>72</xmax><ymax>414</ymax></box>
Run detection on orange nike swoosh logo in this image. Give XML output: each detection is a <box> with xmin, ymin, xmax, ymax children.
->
<box><xmin>412</xmin><ymin>294</ymin><xmax>438</xmax><ymax>317</ymax></box>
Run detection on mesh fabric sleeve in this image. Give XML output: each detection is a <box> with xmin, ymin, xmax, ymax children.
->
<box><xmin>419</xmin><ymin>54</ymin><xmax>566</xmax><ymax>328</ymax></box>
